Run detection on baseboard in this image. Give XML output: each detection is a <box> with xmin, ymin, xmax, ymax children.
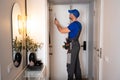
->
<box><xmin>82</xmin><ymin>78</ymin><xmax>88</xmax><ymax>80</ymax></box>
<box><xmin>49</xmin><ymin>77</ymin><xmax>88</xmax><ymax>80</ymax></box>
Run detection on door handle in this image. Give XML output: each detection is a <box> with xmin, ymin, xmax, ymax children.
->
<box><xmin>81</xmin><ymin>41</ymin><xmax>86</xmax><ymax>50</ymax></box>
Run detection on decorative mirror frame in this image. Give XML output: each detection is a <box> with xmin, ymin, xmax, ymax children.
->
<box><xmin>11</xmin><ymin>2</ymin><xmax>23</xmax><ymax>67</ymax></box>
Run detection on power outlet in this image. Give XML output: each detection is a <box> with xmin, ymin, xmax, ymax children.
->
<box><xmin>7</xmin><ymin>63</ymin><xmax>13</xmax><ymax>74</ymax></box>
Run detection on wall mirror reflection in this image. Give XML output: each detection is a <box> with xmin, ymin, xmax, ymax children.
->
<box><xmin>11</xmin><ymin>2</ymin><xmax>43</xmax><ymax>68</ymax></box>
<box><xmin>11</xmin><ymin>3</ymin><xmax>23</xmax><ymax>67</ymax></box>
<box><xmin>25</xmin><ymin>0</ymin><xmax>44</xmax><ymax>68</ymax></box>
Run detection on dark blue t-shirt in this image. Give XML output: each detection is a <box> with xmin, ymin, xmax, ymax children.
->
<box><xmin>68</xmin><ymin>21</ymin><xmax>82</xmax><ymax>39</ymax></box>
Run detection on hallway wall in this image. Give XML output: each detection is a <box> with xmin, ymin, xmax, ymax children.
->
<box><xmin>0</xmin><ymin>0</ymin><xmax>25</xmax><ymax>80</ymax></box>
<box><xmin>102</xmin><ymin>0</ymin><xmax>120</xmax><ymax>80</ymax></box>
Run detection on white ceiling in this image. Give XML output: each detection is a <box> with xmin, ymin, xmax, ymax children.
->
<box><xmin>48</xmin><ymin>0</ymin><xmax>92</xmax><ymax>4</ymax></box>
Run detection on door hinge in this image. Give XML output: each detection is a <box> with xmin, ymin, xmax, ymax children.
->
<box><xmin>49</xmin><ymin>53</ymin><xmax>53</xmax><ymax>55</ymax></box>
<box><xmin>49</xmin><ymin>7</ymin><xmax>52</xmax><ymax>11</ymax></box>
<box><xmin>99</xmin><ymin>48</ymin><xmax>102</xmax><ymax>58</ymax></box>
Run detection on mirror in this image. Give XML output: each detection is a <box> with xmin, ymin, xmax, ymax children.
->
<box><xmin>11</xmin><ymin>3</ymin><xmax>22</xmax><ymax>67</ymax></box>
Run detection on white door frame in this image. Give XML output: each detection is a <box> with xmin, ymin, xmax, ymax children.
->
<box><xmin>99</xmin><ymin>0</ymin><xmax>104</xmax><ymax>80</ymax></box>
<box><xmin>93</xmin><ymin>0</ymin><xmax>104</xmax><ymax>80</ymax></box>
<box><xmin>49</xmin><ymin>4</ymin><xmax>89</xmax><ymax>79</ymax></box>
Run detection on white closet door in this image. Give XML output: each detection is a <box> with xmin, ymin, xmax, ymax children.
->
<box><xmin>49</xmin><ymin>5</ymin><xmax>70</xmax><ymax>80</ymax></box>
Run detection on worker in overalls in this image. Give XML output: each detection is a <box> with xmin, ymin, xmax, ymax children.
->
<box><xmin>54</xmin><ymin>9</ymin><xmax>82</xmax><ymax>80</ymax></box>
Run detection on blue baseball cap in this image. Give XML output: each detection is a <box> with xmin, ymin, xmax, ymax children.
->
<box><xmin>68</xmin><ymin>9</ymin><xmax>80</xmax><ymax>18</ymax></box>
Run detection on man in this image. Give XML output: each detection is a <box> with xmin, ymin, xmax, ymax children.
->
<box><xmin>54</xmin><ymin>9</ymin><xmax>82</xmax><ymax>80</ymax></box>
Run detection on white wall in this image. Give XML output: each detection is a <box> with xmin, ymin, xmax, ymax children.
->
<box><xmin>102</xmin><ymin>0</ymin><xmax>120</xmax><ymax>80</ymax></box>
<box><xmin>88</xmin><ymin>1</ymin><xmax>94</xmax><ymax>80</ymax></box>
<box><xmin>0</xmin><ymin>0</ymin><xmax>25</xmax><ymax>80</ymax></box>
<box><xmin>27</xmin><ymin>0</ymin><xmax>49</xmax><ymax>79</ymax></box>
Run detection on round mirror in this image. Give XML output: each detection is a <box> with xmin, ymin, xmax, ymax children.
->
<box><xmin>11</xmin><ymin>3</ymin><xmax>22</xmax><ymax>67</ymax></box>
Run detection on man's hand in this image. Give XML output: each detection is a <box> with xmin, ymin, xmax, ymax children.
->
<box><xmin>54</xmin><ymin>18</ymin><xmax>70</xmax><ymax>33</ymax></box>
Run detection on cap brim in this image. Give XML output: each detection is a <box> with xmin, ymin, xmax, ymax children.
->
<box><xmin>68</xmin><ymin>10</ymin><xmax>73</xmax><ymax>13</ymax></box>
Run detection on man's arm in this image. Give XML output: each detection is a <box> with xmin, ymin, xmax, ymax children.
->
<box><xmin>54</xmin><ymin>18</ymin><xmax>70</xmax><ymax>33</ymax></box>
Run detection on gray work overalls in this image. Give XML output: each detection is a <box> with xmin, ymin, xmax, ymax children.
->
<box><xmin>67</xmin><ymin>28</ymin><xmax>82</xmax><ymax>80</ymax></box>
